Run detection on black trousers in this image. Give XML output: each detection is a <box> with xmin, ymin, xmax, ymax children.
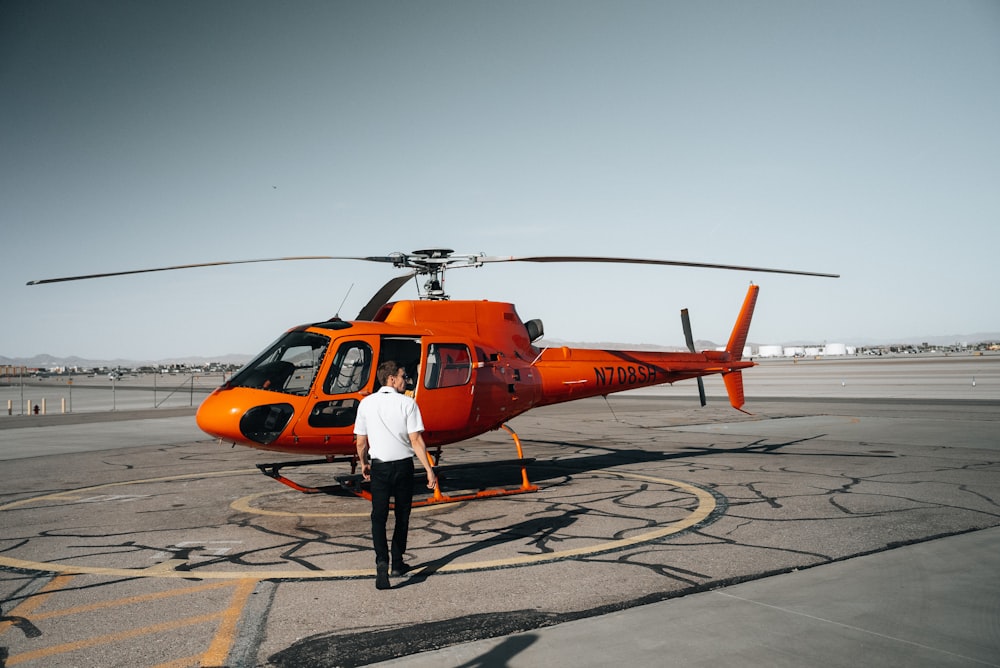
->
<box><xmin>369</xmin><ymin>457</ymin><xmax>415</xmax><ymax>566</ymax></box>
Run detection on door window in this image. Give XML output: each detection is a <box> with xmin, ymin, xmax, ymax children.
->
<box><xmin>324</xmin><ymin>341</ymin><xmax>373</xmax><ymax>395</ymax></box>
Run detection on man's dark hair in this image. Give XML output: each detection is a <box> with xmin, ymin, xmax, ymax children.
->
<box><xmin>376</xmin><ymin>360</ymin><xmax>401</xmax><ymax>386</ymax></box>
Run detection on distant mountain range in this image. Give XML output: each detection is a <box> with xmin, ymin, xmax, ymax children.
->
<box><xmin>3</xmin><ymin>332</ymin><xmax>998</xmax><ymax>369</ymax></box>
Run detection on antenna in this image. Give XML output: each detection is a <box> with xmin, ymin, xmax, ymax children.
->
<box><xmin>334</xmin><ymin>283</ymin><xmax>354</xmax><ymax>319</ymax></box>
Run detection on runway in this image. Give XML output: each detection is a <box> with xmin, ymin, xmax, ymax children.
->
<box><xmin>1</xmin><ymin>356</ymin><xmax>998</xmax><ymax>666</ymax></box>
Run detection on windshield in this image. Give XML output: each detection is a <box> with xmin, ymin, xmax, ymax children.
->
<box><xmin>228</xmin><ymin>330</ymin><xmax>329</xmax><ymax>396</ymax></box>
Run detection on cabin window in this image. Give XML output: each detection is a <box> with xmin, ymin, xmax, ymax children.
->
<box><xmin>228</xmin><ymin>331</ymin><xmax>329</xmax><ymax>396</ymax></box>
<box><xmin>324</xmin><ymin>341</ymin><xmax>373</xmax><ymax>395</ymax></box>
<box><xmin>424</xmin><ymin>343</ymin><xmax>472</xmax><ymax>389</ymax></box>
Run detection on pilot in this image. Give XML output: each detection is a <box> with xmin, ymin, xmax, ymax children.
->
<box><xmin>354</xmin><ymin>360</ymin><xmax>438</xmax><ymax>589</ymax></box>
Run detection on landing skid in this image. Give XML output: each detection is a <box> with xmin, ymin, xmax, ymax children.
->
<box><xmin>256</xmin><ymin>455</ymin><xmax>356</xmax><ymax>494</ymax></box>
<box><xmin>256</xmin><ymin>424</ymin><xmax>540</xmax><ymax>505</ymax></box>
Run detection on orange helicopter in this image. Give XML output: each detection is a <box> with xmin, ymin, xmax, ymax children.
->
<box><xmin>29</xmin><ymin>250</ymin><xmax>838</xmax><ymax>504</ymax></box>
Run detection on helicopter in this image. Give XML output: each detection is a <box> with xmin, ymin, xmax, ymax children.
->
<box><xmin>29</xmin><ymin>250</ymin><xmax>838</xmax><ymax>504</ymax></box>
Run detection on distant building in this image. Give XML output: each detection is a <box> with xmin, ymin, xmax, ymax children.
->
<box><xmin>754</xmin><ymin>343</ymin><xmax>860</xmax><ymax>357</ymax></box>
<box><xmin>1</xmin><ymin>365</ymin><xmax>28</xmax><ymax>380</ymax></box>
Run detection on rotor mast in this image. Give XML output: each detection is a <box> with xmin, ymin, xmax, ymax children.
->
<box><xmin>392</xmin><ymin>248</ymin><xmax>486</xmax><ymax>301</ymax></box>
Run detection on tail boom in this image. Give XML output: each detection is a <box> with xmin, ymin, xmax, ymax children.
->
<box><xmin>532</xmin><ymin>284</ymin><xmax>760</xmax><ymax>409</ymax></box>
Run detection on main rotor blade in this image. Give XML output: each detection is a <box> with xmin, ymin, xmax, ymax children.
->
<box><xmin>26</xmin><ymin>255</ymin><xmax>399</xmax><ymax>286</ymax></box>
<box><xmin>481</xmin><ymin>255</ymin><xmax>839</xmax><ymax>278</ymax></box>
<box><xmin>356</xmin><ymin>272</ymin><xmax>416</xmax><ymax>320</ymax></box>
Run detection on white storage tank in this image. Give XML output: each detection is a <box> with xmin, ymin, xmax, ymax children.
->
<box><xmin>824</xmin><ymin>343</ymin><xmax>848</xmax><ymax>356</ymax></box>
<box><xmin>758</xmin><ymin>345</ymin><xmax>784</xmax><ymax>357</ymax></box>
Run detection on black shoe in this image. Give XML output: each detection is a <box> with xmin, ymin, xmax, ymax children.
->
<box><xmin>390</xmin><ymin>562</ymin><xmax>411</xmax><ymax>577</ymax></box>
<box><xmin>375</xmin><ymin>563</ymin><xmax>390</xmax><ymax>590</ymax></box>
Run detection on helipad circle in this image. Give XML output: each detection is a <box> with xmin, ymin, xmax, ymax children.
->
<box><xmin>0</xmin><ymin>468</ymin><xmax>721</xmax><ymax>580</ymax></box>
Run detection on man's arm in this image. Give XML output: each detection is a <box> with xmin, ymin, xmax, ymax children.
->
<box><xmin>408</xmin><ymin>432</ymin><xmax>438</xmax><ymax>490</ymax></box>
<box><xmin>355</xmin><ymin>434</ymin><xmax>371</xmax><ymax>481</ymax></box>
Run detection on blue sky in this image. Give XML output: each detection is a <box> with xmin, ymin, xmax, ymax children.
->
<box><xmin>2</xmin><ymin>1</ymin><xmax>998</xmax><ymax>360</ymax></box>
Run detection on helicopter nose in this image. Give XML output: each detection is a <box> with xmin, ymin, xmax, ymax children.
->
<box><xmin>196</xmin><ymin>389</ymin><xmax>295</xmax><ymax>446</ymax></box>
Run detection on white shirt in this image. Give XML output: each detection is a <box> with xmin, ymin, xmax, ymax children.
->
<box><xmin>354</xmin><ymin>386</ymin><xmax>425</xmax><ymax>461</ymax></box>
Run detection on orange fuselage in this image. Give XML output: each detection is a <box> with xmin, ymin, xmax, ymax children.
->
<box><xmin>196</xmin><ymin>293</ymin><xmax>756</xmax><ymax>456</ymax></box>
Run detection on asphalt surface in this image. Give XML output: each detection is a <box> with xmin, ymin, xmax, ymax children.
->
<box><xmin>1</xmin><ymin>356</ymin><xmax>998</xmax><ymax>667</ymax></box>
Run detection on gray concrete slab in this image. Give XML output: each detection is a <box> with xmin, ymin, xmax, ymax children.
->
<box><xmin>373</xmin><ymin>526</ymin><xmax>1000</xmax><ymax>667</ymax></box>
<box><xmin>0</xmin><ymin>411</ymin><xmax>204</xmax><ymax>459</ymax></box>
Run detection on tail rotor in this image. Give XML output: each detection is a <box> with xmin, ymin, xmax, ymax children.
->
<box><xmin>681</xmin><ymin>308</ymin><xmax>708</xmax><ymax>407</ymax></box>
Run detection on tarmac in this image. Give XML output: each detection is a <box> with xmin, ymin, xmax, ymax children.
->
<box><xmin>374</xmin><ymin>525</ymin><xmax>1000</xmax><ymax>668</ymax></box>
<box><xmin>1</xmin><ymin>355</ymin><xmax>998</xmax><ymax>667</ymax></box>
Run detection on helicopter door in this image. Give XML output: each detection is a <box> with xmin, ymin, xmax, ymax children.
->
<box><xmin>293</xmin><ymin>337</ymin><xmax>378</xmax><ymax>443</ymax></box>
<box><xmin>375</xmin><ymin>336</ymin><xmax>423</xmax><ymax>395</ymax></box>
<box><xmin>419</xmin><ymin>340</ymin><xmax>475</xmax><ymax>433</ymax></box>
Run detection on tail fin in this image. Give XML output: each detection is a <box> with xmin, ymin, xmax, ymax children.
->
<box><xmin>723</xmin><ymin>284</ymin><xmax>758</xmax><ymax>413</ymax></box>
<box><xmin>725</xmin><ymin>284</ymin><xmax>759</xmax><ymax>361</ymax></box>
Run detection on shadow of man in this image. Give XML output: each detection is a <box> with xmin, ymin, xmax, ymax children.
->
<box><xmin>394</xmin><ymin>508</ymin><xmax>586</xmax><ymax>589</ymax></box>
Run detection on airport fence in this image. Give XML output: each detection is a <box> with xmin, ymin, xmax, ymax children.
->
<box><xmin>1</xmin><ymin>373</ymin><xmax>226</xmax><ymax>417</ymax></box>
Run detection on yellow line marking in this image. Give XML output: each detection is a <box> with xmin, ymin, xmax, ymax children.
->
<box><xmin>5</xmin><ymin>611</ymin><xmax>223</xmax><ymax>666</ymax></box>
<box><xmin>199</xmin><ymin>578</ymin><xmax>258</xmax><ymax>666</ymax></box>
<box><xmin>0</xmin><ymin>471</ymin><xmax>715</xmax><ymax>579</ymax></box>
<box><xmin>0</xmin><ymin>556</ymin><xmax>370</xmax><ymax>580</ymax></box>
<box><xmin>141</xmin><ymin>559</ymin><xmax>192</xmax><ymax>574</ymax></box>
<box><xmin>20</xmin><ymin>581</ymin><xmax>239</xmax><ymax>622</ymax></box>
<box><xmin>2</xmin><ymin>578</ymin><xmax>251</xmax><ymax>668</ymax></box>
<box><xmin>0</xmin><ymin>573</ymin><xmax>75</xmax><ymax>635</ymax></box>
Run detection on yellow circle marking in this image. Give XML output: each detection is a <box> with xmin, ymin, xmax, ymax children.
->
<box><xmin>0</xmin><ymin>470</ymin><xmax>715</xmax><ymax>579</ymax></box>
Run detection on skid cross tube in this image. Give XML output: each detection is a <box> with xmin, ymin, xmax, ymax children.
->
<box><xmin>256</xmin><ymin>455</ymin><xmax>357</xmax><ymax>494</ymax></box>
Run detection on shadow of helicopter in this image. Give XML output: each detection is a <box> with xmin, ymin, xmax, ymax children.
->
<box><xmin>286</xmin><ymin>431</ymin><xmax>893</xmax><ymax>503</ymax></box>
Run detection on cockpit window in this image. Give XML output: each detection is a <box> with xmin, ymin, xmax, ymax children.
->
<box><xmin>228</xmin><ymin>331</ymin><xmax>329</xmax><ymax>396</ymax></box>
<box><xmin>324</xmin><ymin>341</ymin><xmax>373</xmax><ymax>395</ymax></box>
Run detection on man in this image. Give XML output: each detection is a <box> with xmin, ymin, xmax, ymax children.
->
<box><xmin>354</xmin><ymin>360</ymin><xmax>438</xmax><ymax>590</ymax></box>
